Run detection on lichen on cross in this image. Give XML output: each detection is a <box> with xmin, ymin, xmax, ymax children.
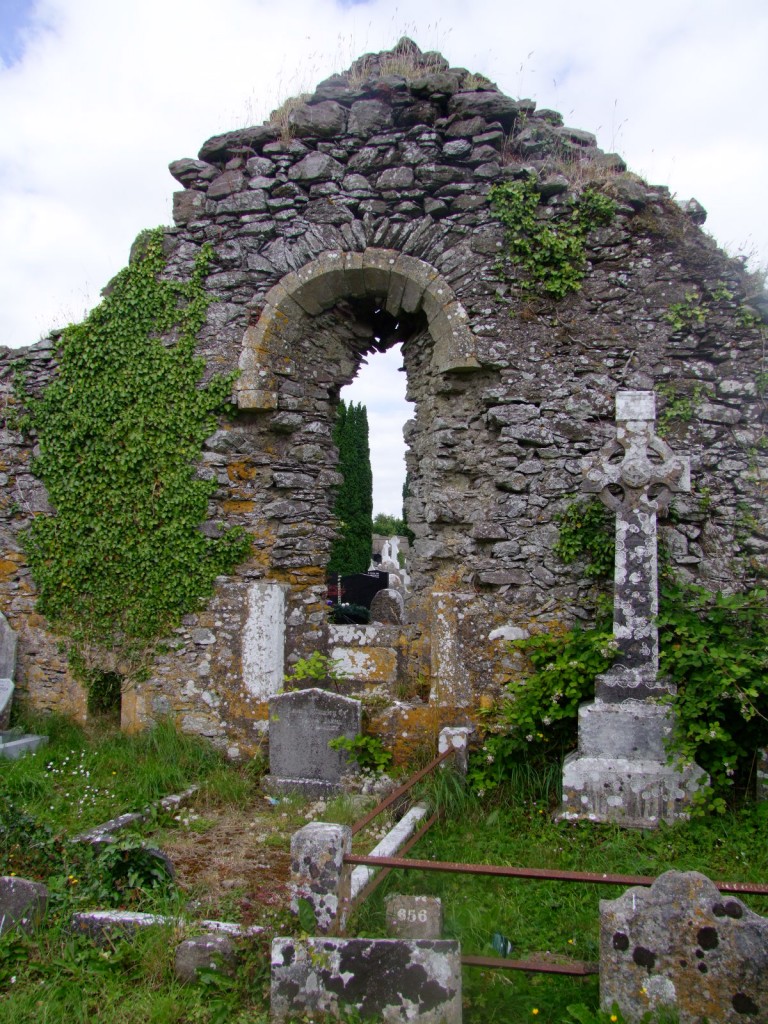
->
<box><xmin>583</xmin><ymin>391</ymin><xmax>690</xmax><ymax>701</ymax></box>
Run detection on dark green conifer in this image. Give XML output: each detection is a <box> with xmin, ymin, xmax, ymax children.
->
<box><xmin>328</xmin><ymin>400</ymin><xmax>373</xmax><ymax>574</ymax></box>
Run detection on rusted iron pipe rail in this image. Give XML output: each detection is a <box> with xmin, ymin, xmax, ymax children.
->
<box><xmin>461</xmin><ymin>954</ymin><xmax>598</xmax><ymax>976</ymax></box>
<box><xmin>349</xmin><ymin>748</ymin><xmax>454</xmax><ymax>837</ymax></box>
<box><xmin>345</xmin><ymin>812</ymin><xmax>440</xmax><ymax>919</ymax></box>
<box><xmin>342</xmin><ymin>854</ymin><xmax>768</xmax><ymax>896</ymax></box>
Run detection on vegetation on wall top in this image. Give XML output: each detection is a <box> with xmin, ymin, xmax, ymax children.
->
<box><xmin>17</xmin><ymin>228</ymin><xmax>251</xmax><ymax>686</ymax></box>
<box><xmin>489</xmin><ymin>176</ymin><xmax>616</xmax><ymax>299</ymax></box>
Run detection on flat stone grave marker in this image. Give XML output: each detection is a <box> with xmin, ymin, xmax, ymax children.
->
<box><xmin>265</xmin><ymin>687</ymin><xmax>361</xmax><ymax>796</ymax></box>
<box><xmin>0</xmin><ymin>612</ymin><xmax>17</xmax><ymax>680</ymax></box>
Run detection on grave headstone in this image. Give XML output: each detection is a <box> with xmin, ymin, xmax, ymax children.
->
<box><xmin>369</xmin><ymin>587</ymin><xmax>404</xmax><ymax>624</ymax></box>
<box><xmin>174</xmin><ymin>933</ymin><xmax>238</xmax><ymax>983</ymax></box>
<box><xmin>601</xmin><ymin>870</ymin><xmax>768</xmax><ymax>1023</ymax></box>
<box><xmin>0</xmin><ymin>877</ymin><xmax>48</xmax><ymax>935</ymax></box>
<box><xmin>386</xmin><ymin>895</ymin><xmax>443</xmax><ymax>940</ymax></box>
<box><xmin>0</xmin><ymin>678</ymin><xmax>13</xmax><ymax>732</ymax></box>
<box><xmin>560</xmin><ymin>392</ymin><xmax>705</xmax><ymax>826</ymax></box>
<box><xmin>265</xmin><ymin>687</ymin><xmax>361</xmax><ymax>796</ymax></box>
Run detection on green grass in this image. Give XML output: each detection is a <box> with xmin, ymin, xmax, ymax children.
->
<box><xmin>3</xmin><ymin>721</ymin><xmax>768</xmax><ymax>1023</ymax></box>
<box><xmin>2</xmin><ymin>715</ymin><xmax>227</xmax><ymax>833</ymax></box>
<box><xmin>349</xmin><ymin>786</ymin><xmax>768</xmax><ymax>1024</ymax></box>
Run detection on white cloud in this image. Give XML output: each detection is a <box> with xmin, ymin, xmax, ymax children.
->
<box><xmin>1</xmin><ymin>0</ymin><xmax>766</xmax><ymax>506</ymax></box>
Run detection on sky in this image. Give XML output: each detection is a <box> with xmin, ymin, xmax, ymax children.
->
<box><xmin>1</xmin><ymin>0</ymin><xmax>766</xmax><ymax>515</ymax></box>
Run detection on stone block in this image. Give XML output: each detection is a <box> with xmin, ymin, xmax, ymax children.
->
<box><xmin>438</xmin><ymin>726</ymin><xmax>472</xmax><ymax>774</ymax></box>
<box><xmin>174</xmin><ymin>933</ymin><xmax>238</xmax><ymax>983</ymax></box>
<box><xmin>271</xmin><ymin>937</ymin><xmax>462</xmax><ymax>1023</ymax></box>
<box><xmin>241</xmin><ymin>581</ymin><xmax>287</xmax><ymax>701</ymax></box>
<box><xmin>386</xmin><ymin>895</ymin><xmax>443</xmax><ymax>939</ymax></box>
<box><xmin>0</xmin><ymin>877</ymin><xmax>48</xmax><ymax>935</ymax></box>
<box><xmin>290</xmin><ymin>822</ymin><xmax>351</xmax><ymax>933</ymax></box>
<box><xmin>0</xmin><ymin>678</ymin><xmax>13</xmax><ymax>731</ymax></box>
<box><xmin>0</xmin><ymin>733</ymin><xmax>48</xmax><ymax>760</ymax></box>
<box><xmin>601</xmin><ymin>871</ymin><xmax>768</xmax><ymax>1023</ymax></box>
<box><xmin>576</xmin><ymin>700</ymin><xmax>673</xmax><ymax>760</ymax></box>
<box><xmin>560</xmin><ymin>751</ymin><xmax>706</xmax><ymax>827</ymax></box>
<box><xmin>265</xmin><ymin>688</ymin><xmax>361</xmax><ymax>796</ymax></box>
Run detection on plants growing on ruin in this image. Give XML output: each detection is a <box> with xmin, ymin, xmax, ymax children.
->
<box><xmin>283</xmin><ymin>651</ymin><xmax>347</xmax><ymax>691</ymax></box>
<box><xmin>16</xmin><ymin>228</ymin><xmax>251</xmax><ymax>687</ymax></box>
<box><xmin>328</xmin><ymin>733</ymin><xmax>393</xmax><ymax>777</ymax></box>
<box><xmin>489</xmin><ymin>176</ymin><xmax>615</xmax><ymax>299</ymax></box>
<box><xmin>553</xmin><ymin>498</ymin><xmax>615</xmax><ymax>579</ymax></box>
<box><xmin>655</xmin><ymin>382</ymin><xmax>710</xmax><ymax>436</ymax></box>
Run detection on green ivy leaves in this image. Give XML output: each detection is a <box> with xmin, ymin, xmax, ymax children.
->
<box><xmin>489</xmin><ymin>177</ymin><xmax>616</xmax><ymax>299</ymax></box>
<box><xmin>19</xmin><ymin>228</ymin><xmax>251</xmax><ymax>681</ymax></box>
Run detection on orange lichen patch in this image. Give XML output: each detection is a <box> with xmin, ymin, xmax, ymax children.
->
<box><xmin>366</xmin><ymin>703</ymin><xmax>473</xmax><ymax>767</ymax></box>
<box><xmin>0</xmin><ymin>552</ymin><xmax>25</xmax><ymax>580</ymax></box>
<box><xmin>222</xmin><ymin>499</ymin><xmax>256</xmax><ymax>514</ymax></box>
<box><xmin>227</xmin><ymin>461</ymin><xmax>259</xmax><ymax>482</ymax></box>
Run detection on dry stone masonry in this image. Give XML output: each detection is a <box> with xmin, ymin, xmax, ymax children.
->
<box><xmin>0</xmin><ymin>38</ymin><xmax>766</xmax><ymax>756</ymax></box>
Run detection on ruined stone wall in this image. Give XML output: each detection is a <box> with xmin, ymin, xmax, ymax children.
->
<box><xmin>0</xmin><ymin>41</ymin><xmax>765</xmax><ymax>753</ymax></box>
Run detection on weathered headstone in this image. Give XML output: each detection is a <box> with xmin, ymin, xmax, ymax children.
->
<box><xmin>369</xmin><ymin>587</ymin><xmax>404</xmax><ymax>624</ymax></box>
<box><xmin>386</xmin><ymin>895</ymin><xmax>443</xmax><ymax>940</ymax></box>
<box><xmin>174</xmin><ymin>933</ymin><xmax>238</xmax><ymax>983</ymax></box>
<box><xmin>265</xmin><ymin>687</ymin><xmax>361</xmax><ymax>796</ymax></box>
<box><xmin>561</xmin><ymin>392</ymin><xmax>705</xmax><ymax>826</ymax></box>
<box><xmin>601</xmin><ymin>870</ymin><xmax>768</xmax><ymax>1023</ymax></box>
<box><xmin>0</xmin><ymin>678</ymin><xmax>13</xmax><ymax>732</ymax></box>
<box><xmin>271</xmin><ymin>937</ymin><xmax>462</xmax><ymax>1023</ymax></box>
<box><xmin>0</xmin><ymin>877</ymin><xmax>48</xmax><ymax>935</ymax></box>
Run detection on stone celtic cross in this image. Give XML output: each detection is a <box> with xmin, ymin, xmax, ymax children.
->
<box><xmin>583</xmin><ymin>391</ymin><xmax>690</xmax><ymax>701</ymax></box>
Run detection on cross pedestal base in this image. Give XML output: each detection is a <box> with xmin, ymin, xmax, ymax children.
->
<box><xmin>558</xmin><ymin>701</ymin><xmax>706</xmax><ymax>827</ymax></box>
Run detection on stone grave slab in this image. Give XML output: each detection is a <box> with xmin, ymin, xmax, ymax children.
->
<box><xmin>601</xmin><ymin>870</ymin><xmax>768</xmax><ymax>1023</ymax></box>
<box><xmin>271</xmin><ymin>937</ymin><xmax>462</xmax><ymax>1023</ymax></box>
<box><xmin>265</xmin><ymin>687</ymin><xmax>361</xmax><ymax>796</ymax></box>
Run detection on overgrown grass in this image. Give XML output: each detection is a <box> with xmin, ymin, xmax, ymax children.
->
<box><xmin>2</xmin><ymin>715</ymin><xmax>228</xmax><ymax>833</ymax></box>
<box><xmin>3</xmin><ymin>722</ymin><xmax>768</xmax><ymax>1023</ymax></box>
<box><xmin>350</xmin><ymin>777</ymin><xmax>768</xmax><ymax>1024</ymax></box>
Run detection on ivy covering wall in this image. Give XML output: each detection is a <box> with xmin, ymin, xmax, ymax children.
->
<box><xmin>18</xmin><ymin>228</ymin><xmax>251</xmax><ymax>685</ymax></box>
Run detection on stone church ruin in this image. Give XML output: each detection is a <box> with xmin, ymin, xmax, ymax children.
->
<box><xmin>0</xmin><ymin>39</ymin><xmax>766</xmax><ymax>760</ymax></box>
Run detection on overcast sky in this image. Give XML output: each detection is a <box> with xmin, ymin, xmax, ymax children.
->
<box><xmin>1</xmin><ymin>0</ymin><xmax>766</xmax><ymax>515</ymax></box>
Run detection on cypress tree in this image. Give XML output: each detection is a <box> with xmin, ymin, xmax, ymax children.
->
<box><xmin>328</xmin><ymin>400</ymin><xmax>373</xmax><ymax>574</ymax></box>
